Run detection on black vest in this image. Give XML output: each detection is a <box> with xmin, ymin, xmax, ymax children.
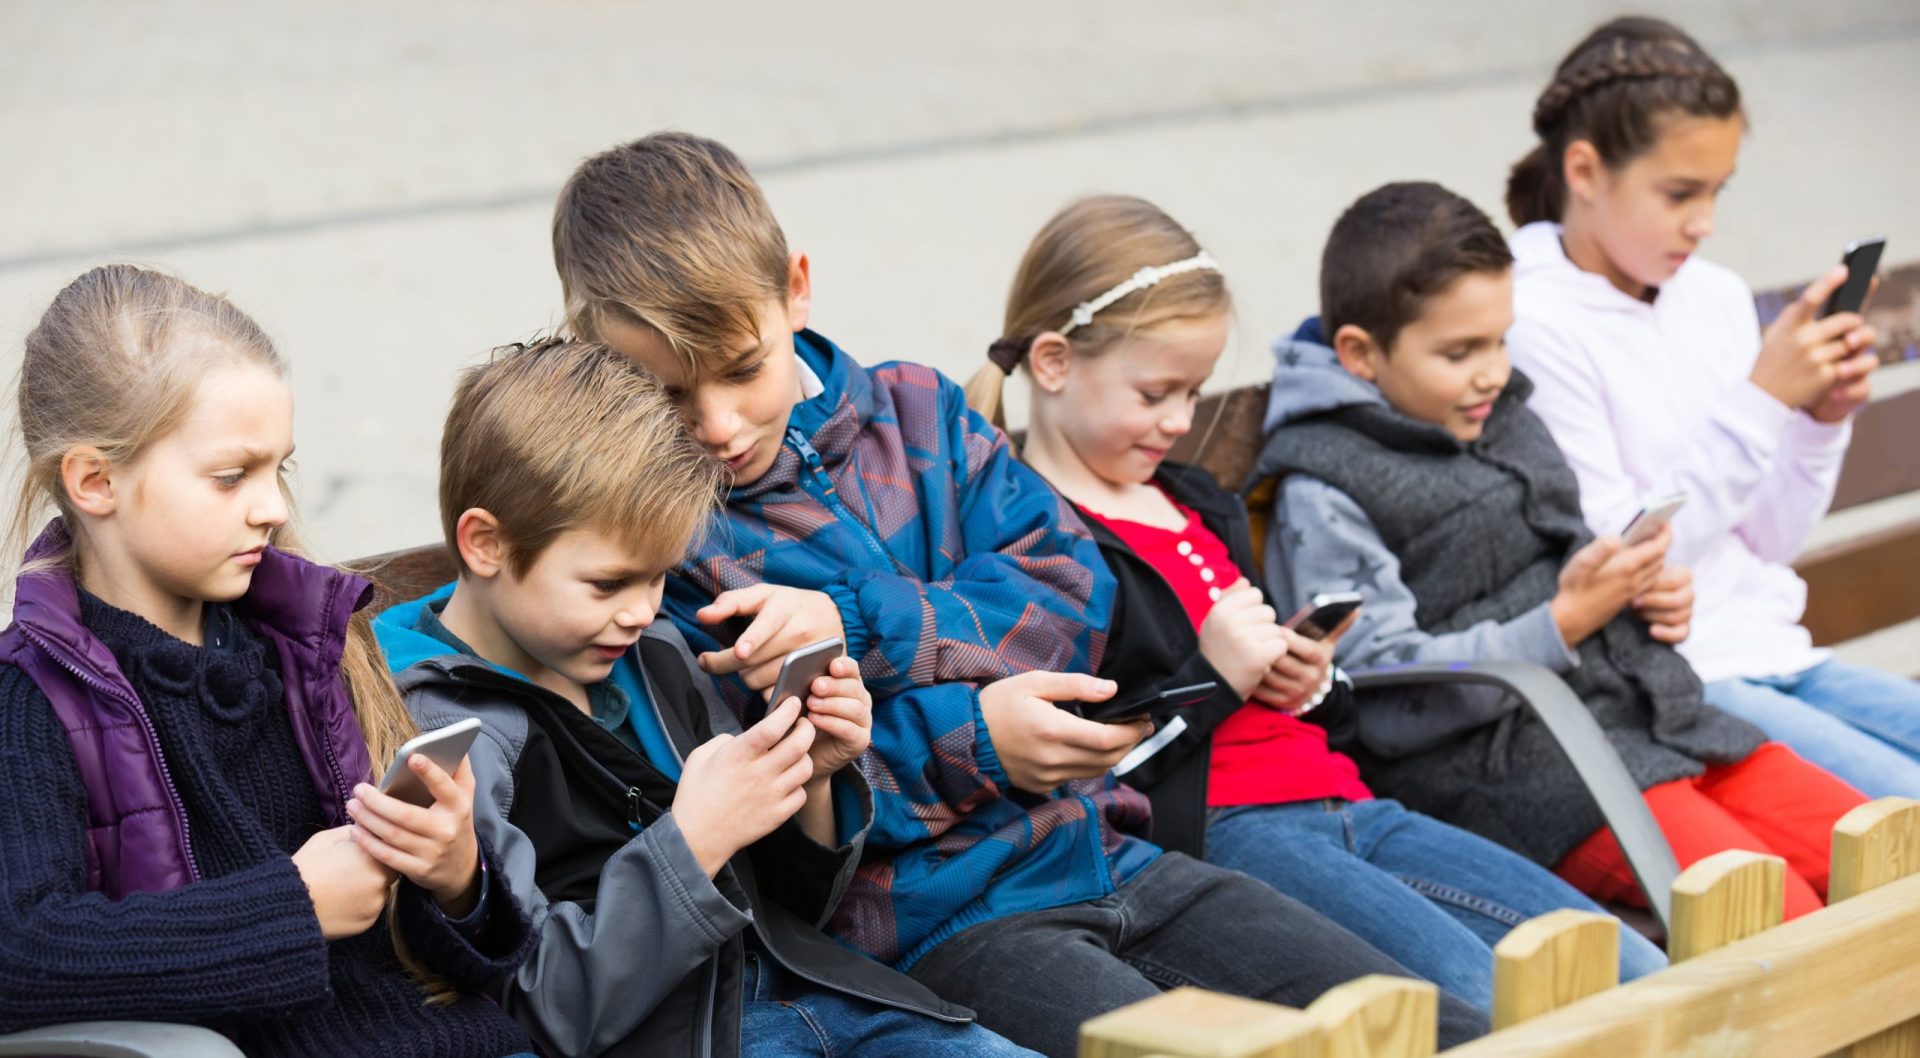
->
<box><xmin>1250</xmin><ymin>371</ymin><xmax>1762</xmax><ymax>865</ymax></box>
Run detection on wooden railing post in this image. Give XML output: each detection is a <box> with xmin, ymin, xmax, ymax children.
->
<box><xmin>1488</xmin><ymin>909</ymin><xmax>1618</xmax><ymax>1030</ymax></box>
<box><xmin>1307</xmin><ymin>975</ymin><xmax>1437</xmax><ymax>1058</ymax></box>
<box><xmin>1667</xmin><ymin>849</ymin><xmax>1785</xmax><ymax>962</ymax></box>
<box><xmin>1833</xmin><ymin>798</ymin><xmax>1920</xmax><ymax>1058</ymax></box>
<box><xmin>1079</xmin><ymin>988</ymin><xmax>1320</xmax><ymax>1058</ymax></box>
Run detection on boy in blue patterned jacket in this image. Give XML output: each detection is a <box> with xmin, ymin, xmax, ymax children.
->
<box><xmin>549</xmin><ymin>131</ymin><xmax>1487</xmax><ymax>1057</ymax></box>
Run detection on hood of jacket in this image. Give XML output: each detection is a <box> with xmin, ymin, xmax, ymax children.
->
<box><xmin>1263</xmin><ymin>317</ymin><xmax>1394</xmax><ymax>433</ymax></box>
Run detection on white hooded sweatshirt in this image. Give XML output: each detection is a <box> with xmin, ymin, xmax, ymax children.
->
<box><xmin>1506</xmin><ymin>220</ymin><xmax>1849</xmax><ymax>684</ymax></box>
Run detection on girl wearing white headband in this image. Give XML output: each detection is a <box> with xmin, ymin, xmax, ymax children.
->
<box><xmin>973</xmin><ymin>194</ymin><xmax>1666</xmax><ymax>1014</ymax></box>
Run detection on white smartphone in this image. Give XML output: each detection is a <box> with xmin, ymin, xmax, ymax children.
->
<box><xmin>1283</xmin><ymin>592</ymin><xmax>1364</xmax><ymax>641</ymax></box>
<box><xmin>376</xmin><ymin>717</ymin><xmax>483</xmax><ymax>808</ymax></box>
<box><xmin>1622</xmin><ymin>493</ymin><xmax>1688</xmax><ymax>547</ymax></box>
<box><xmin>749</xmin><ymin>636</ymin><xmax>845</xmax><ymax>726</ymax></box>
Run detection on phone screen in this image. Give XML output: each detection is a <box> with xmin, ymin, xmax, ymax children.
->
<box><xmin>1286</xmin><ymin>594</ymin><xmax>1363</xmax><ymax>641</ymax></box>
<box><xmin>1823</xmin><ymin>237</ymin><xmax>1886</xmax><ymax>318</ymax></box>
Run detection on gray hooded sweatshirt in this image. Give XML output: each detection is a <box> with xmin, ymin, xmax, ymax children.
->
<box><xmin>1250</xmin><ymin>325</ymin><xmax>1762</xmax><ymax>866</ymax></box>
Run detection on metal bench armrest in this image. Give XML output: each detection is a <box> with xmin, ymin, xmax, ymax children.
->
<box><xmin>0</xmin><ymin>1022</ymin><xmax>246</xmax><ymax>1057</ymax></box>
<box><xmin>1350</xmin><ymin>660</ymin><xmax>1679</xmax><ymax>931</ymax></box>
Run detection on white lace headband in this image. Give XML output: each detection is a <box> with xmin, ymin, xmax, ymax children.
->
<box><xmin>1058</xmin><ymin>250</ymin><xmax>1221</xmax><ymax>337</ymax></box>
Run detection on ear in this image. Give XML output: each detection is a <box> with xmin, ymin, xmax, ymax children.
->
<box><xmin>1025</xmin><ymin>332</ymin><xmax>1073</xmax><ymax>394</ymax></box>
<box><xmin>60</xmin><ymin>447</ymin><xmax>118</xmax><ymax>518</ymax></box>
<box><xmin>455</xmin><ymin>508</ymin><xmax>509</xmax><ymax>579</ymax></box>
<box><xmin>785</xmin><ymin>252</ymin><xmax>813</xmax><ymax>333</ymax></box>
<box><xmin>1331</xmin><ymin>324</ymin><xmax>1385</xmax><ymax>383</ymax></box>
<box><xmin>1562</xmin><ymin>139</ymin><xmax>1606</xmax><ymax>206</ymax></box>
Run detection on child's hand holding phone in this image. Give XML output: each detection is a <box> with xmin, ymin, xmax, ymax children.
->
<box><xmin>347</xmin><ymin>754</ymin><xmax>483</xmax><ymax>915</ymax></box>
<box><xmin>1251</xmin><ymin>628</ymin><xmax>1337</xmax><ymax>714</ymax></box>
<box><xmin>1550</xmin><ymin>525</ymin><xmax>1671</xmax><ymax>647</ymax></box>
<box><xmin>674</xmin><ymin>696</ymin><xmax>817</xmax><ymax>877</ymax></box>
<box><xmin>799</xmin><ymin>654</ymin><xmax>872</xmax><ymax>785</ymax></box>
<box><xmin>979</xmin><ymin>671</ymin><xmax>1152</xmax><ymax>794</ymax></box>
<box><xmin>1197</xmin><ymin>579</ymin><xmax>1289</xmax><ymax>699</ymax></box>
<box><xmin>1752</xmin><ymin>263</ymin><xmax>1879</xmax><ymax>418</ymax></box>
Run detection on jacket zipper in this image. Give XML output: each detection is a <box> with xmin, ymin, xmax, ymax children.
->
<box><xmin>442</xmin><ymin>663</ymin><xmax>648</xmax><ymax>828</ymax></box>
<box><xmin>22</xmin><ymin>626</ymin><xmax>201</xmax><ymax>882</ymax></box>
<box><xmin>786</xmin><ymin>428</ymin><xmax>915</xmax><ymax>578</ymax></box>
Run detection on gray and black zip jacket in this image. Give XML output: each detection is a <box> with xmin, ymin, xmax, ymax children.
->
<box><xmin>374</xmin><ymin>591</ymin><xmax>973</xmax><ymax>1058</ymax></box>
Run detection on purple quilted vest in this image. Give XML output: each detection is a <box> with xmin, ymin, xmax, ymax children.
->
<box><xmin>0</xmin><ymin>519</ymin><xmax>377</xmax><ymax>898</ymax></box>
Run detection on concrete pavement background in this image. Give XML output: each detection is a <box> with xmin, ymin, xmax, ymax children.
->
<box><xmin>3</xmin><ymin>0</ymin><xmax>1917</xmax><ymax>561</ymax></box>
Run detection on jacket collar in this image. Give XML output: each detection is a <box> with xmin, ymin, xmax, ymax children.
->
<box><xmin>11</xmin><ymin>518</ymin><xmax>370</xmax><ymax>697</ymax></box>
<box><xmin>726</xmin><ymin>330</ymin><xmax>870</xmax><ymax>501</ymax></box>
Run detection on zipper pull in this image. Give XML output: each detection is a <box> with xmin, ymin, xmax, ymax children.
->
<box><xmin>627</xmin><ymin>787</ymin><xmax>645</xmax><ymax>832</ymax></box>
<box><xmin>788</xmin><ymin>428</ymin><xmax>828</xmax><ymax>475</ymax></box>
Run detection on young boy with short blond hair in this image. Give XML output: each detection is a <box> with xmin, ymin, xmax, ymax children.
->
<box><xmin>374</xmin><ymin>337</ymin><xmax>1035</xmax><ymax>1057</ymax></box>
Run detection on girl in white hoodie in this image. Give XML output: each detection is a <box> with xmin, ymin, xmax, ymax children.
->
<box><xmin>1502</xmin><ymin>16</ymin><xmax>1920</xmax><ymax>800</ymax></box>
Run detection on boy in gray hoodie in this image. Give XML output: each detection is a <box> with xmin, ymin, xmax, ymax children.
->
<box><xmin>1248</xmin><ymin>182</ymin><xmax>1863</xmax><ymax>917</ymax></box>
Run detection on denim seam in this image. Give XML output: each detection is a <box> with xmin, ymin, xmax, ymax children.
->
<box><xmin>1121</xmin><ymin>953</ymin><xmax>1203</xmax><ymax>991</ymax></box>
<box><xmin>1393</xmin><ymin>876</ymin><xmax>1531</xmax><ymax>929</ymax></box>
<box><xmin>785</xmin><ymin>996</ymin><xmax>837</xmax><ymax>1058</ymax></box>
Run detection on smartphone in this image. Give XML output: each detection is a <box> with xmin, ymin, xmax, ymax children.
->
<box><xmin>1069</xmin><ymin>680</ymin><xmax>1218</xmax><ymax>724</ymax></box>
<box><xmin>376</xmin><ymin>717</ymin><xmax>484</xmax><ymax>808</ymax></box>
<box><xmin>745</xmin><ymin>636</ymin><xmax>844</xmax><ymax>726</ymax></box>
<box><xmin>1621</xmin><ymin>492</ymin><xmax>1688</xmax><ymax>547</ymax></box>
<box><xmin>1283</xmin><ymin>592</ymin><xmax>1364</xmax><ymax>641</ymax></box>
<box><xmin>1821</xmin><ymin>236</ymin><xmax>1886</xmax><ymax>318</ymax></box>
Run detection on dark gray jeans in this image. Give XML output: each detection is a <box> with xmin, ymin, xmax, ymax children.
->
<box><xmin>907</xmin><ymin>852</ymin><xmax>1488</xmax><ymax>1057</ymax></box>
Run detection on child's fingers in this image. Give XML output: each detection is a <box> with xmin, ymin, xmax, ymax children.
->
<box><xmin>1007</xmin><ymin>670</ymin><xmax>1116</xmax><ymax>705</ymax></box>
<box><xmin>826</xmin><ymin>654</ymin><xmax>859</xmax><ymax>679</ymax></box>
<box><xmin>351</xmin><ymin>782</ymin><xmax>440</xmax><ymax>835</ymax></box>
<box><xmin>1647</xmin><ymin>621</ymin><xmax>1690</xmax><ymax>644</ymax></box>
<box><xmin>1634</xmin><ymin>586</ymin><xmax>1691</xmax><ymax>613</ymax></box>
<box><xmin>1788</xmin><ymin>265</ymin><xmax>1851</xmax><ymax>323</ymax></box>
<box><xmin>810</xmin><ymin>674</ymin><xmax>866</xmax><ymax>702</ymax></box>
<box><xmin>351</xmin><ymin>826</ymin><xmax>430</xmax><ymax>881</ymax></box>
<box><xmin>739</xmin><ymin>695</ymin><xmax>804</xmax><ymax>751</ymax></box>
<box><xmin>741</xmin><ymin>658</ymin><xmax>783</xmax><ymax>692</ymax></box>
<box><xmin>804</xmin><ymin>693</ymin><xmax>868</xmax><ymax>723</ymax></box>
<box><xmin>407</xmin><ymin>754</ymin><xmax>469</xmax><ymax>812</ymax></box>
<box><xmin>778</xmin><ymin>752</ymin><xmax>816</xmax><ymax>794</ymax></box>
<box><xmin>695</xmin><ymin>583</ymin><xmax>777</xmax><ymax>624</ymax></box>
<box><xmin>807</xmin><ymin>713</ymin><xmax>867</xmax><ymax>748</ymax></box>
<box><xmin>346</xmin><ymin>797</ymin><xmax>435</xmax><ymax>859</ymax></box>
<box><xmin>1054</xmin><ymin>712</ymin><xmax>1152</xmax><ymax>753</ymax></box>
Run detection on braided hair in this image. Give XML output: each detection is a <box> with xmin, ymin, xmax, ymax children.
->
<box><xmin>1506</xmin><ymin>16</ymin><xmax>1742</xmax><ymax>226</ymax></box>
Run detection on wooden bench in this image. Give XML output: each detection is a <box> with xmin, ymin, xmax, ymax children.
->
<box><xmin>1079</xmin><ymin>796</ymin><xmax>1920</xmax><ymax>1058</ymax></box>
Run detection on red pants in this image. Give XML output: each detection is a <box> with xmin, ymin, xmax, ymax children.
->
<box><xmin>1555</xmin><ymin>743</ymin><xmax>1867</xmax><ymax>920</ymax></box>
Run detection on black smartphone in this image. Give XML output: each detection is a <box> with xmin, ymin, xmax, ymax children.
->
<box><xmin>1068</xmin><ymin>681</ymin><xmax>1218</xmax><ymax>724</ymax></box>
<box><xmin>1821</xmin><ymin>236</ymin><xmax>1886</xmax><ymax>318</ymax></box>
<box><xmin>1283</xmin><ymin>591</ymin><xmax>1364</xmax><ymax>641</ymax></box>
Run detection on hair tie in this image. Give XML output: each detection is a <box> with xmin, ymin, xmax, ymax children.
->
<box><xmin>987</xmin><ymin>335</ymin><xmax>1033</xmax><ymax>375</ymax></box>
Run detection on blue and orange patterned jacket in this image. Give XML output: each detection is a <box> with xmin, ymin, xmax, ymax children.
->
<box><xmin>664</xmin><ymin>330</ymin><xmax>1158</xmax><ymax>969</ymax></box>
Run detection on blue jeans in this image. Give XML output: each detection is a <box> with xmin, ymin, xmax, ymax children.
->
<box><xmin>741</xmin><ymin>950</ymin><xmax>1041</xmax><ymax>1057</ymax></box>
<box><xmin>907</xmin><ymin>851</ymin><xmax>1487</xmax><ymax>1058</ymax></box>
<box><xmin>1205</xmin><ymin>799</ymin><xmax>1667</xmax><ymax>1009</ymax></box>
<box><xmin>1704</xmin><ymin>660</ymin><xmax>1920</xmax><ymax>800</ymax></box>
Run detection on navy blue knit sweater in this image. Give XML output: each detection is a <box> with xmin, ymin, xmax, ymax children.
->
<box><xmin>0</xmin><ymin>594</ymin><xmax>534</xmax><ymax>1058</ymax></box>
